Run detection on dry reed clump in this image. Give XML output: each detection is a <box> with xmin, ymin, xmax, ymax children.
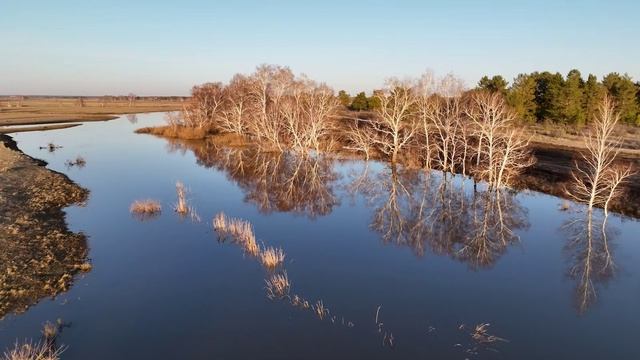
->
<box><xmin>260</xmin><ymin>246</ymin><xmax>285</xmax><ymax>269</ymax></box>
<box><xmin>175</xmin><ymin>181</ymin><xmax>188</xmax><ymax>214</ymax></box>
<box><xmin>265</xmin><ymin>271</ymin><xmax>290</xmax><ymax>299</ymax></box>
<box><xmin>1</xmin><ymin>340</ymin><xmax>64</xmax><ymax>360</ymax></box>
<box><xmin>213</xmin><ymin>212</ymin><xmax>227</xmax><ymax>231</ymax></box>
<box><xmin>174</xmin><ymin>181</ymin><xmax>200</xmax><ymax>222</ymax></box>
<box><xmin>212</xmin><ymin>212</ymin><xmax>260</xmax><ymax>254</ymax></box>
<box><xmin>130</xmin><ymin>199</ymin><xmax>162</xmax><ymax>216</ymax></box>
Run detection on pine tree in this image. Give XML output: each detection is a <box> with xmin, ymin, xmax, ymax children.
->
<box><xmin>563</xmin><ymin>69</ymin><xmax>585</xmax><ymax>125</ymax></box>
<box><xmin>602</xmin><ymin>73</ymin><xmax>639</xmax><ymax>125</ymax></box>
<box><xmin>338</xmin><ymin>90</ymin><xmax>351</xmax><ymax>107</ymax></box>
<box><xmin>583</xmin><ymin>74</ymin><xmax>604</xmax><ymax>124</ymax></box>
<box><xmin>507</xmin><ymin>74</ymin><xmax>537</xmax><ymax>123</ymax></box>
<box><xmin>350</xmin><ymin>92</ymin><xmax>369</xmax><ymax>111</ymax></box>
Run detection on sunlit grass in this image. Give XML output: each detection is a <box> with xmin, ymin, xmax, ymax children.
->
<box><xmin>265</xmin><ymin>271</ymin><xmax>290</xmax><ymax>299</ymax></box>
<box><xmin>130</xmin><ymin>199</ymin><xmax>162</xmax><ymax>216</ymax></box>
<box><xmin>1</xmin><ymin>340</ymin><xmax>64</xmax><ymax>360</ymax></box>
<box><xmin>260</xmin><ymin>246</ymin><xmax>285</xmax><ymax>269</ymax></box>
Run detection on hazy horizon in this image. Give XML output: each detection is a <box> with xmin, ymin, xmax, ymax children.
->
<box><xmin>2</xmin><ymin>0</ymin><xmax>639</xmax><ymax>96</ymax></box>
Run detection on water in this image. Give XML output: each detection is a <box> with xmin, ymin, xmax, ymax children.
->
<box><xmin>2</xmin><ymin>113</ymin><xmax>639</xmax><ymax>359</ymax></box>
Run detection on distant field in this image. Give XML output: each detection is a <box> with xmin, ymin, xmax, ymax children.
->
<box><xmin>0</xmin><ymin>97</ymin><xmax>184</xmax><ymax>126</ymax></box>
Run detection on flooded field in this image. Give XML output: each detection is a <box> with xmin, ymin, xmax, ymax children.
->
<box><xmin>2</xmin><ymin>113</ymin><xmax>639</xmax><ymax>359</ymax></box>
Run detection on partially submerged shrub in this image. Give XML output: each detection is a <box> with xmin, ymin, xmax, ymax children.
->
<box><xmin>64</xmin><ymin>156</ymin><xmax>86</xmax><ymax>168</ymax></box>
<box><xmin>130</xmin><ymin>199</ymin><xmax>162</xmax><ymax>220</ymax></box>
<box><xmin>260</xmin><ymin>246</ymin><xmax>285</xmax><ymax>269</ymax></box>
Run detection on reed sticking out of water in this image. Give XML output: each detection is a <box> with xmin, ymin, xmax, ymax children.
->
<box><xmin>174</xmin><ymin>181</ymin><xmax>201</xmax><ymax>222</ymax></box>
<box><xmin>470</xmin><ymin>323</ymin><xmax>508</xmax><ymax>344</ymax></box>
<box><xmin>313</xmin><ymin>300</ymin><xmax>328</xmax><ymax>320</ymax></box>
<box><xmin>260</xmin><ymin>246</ymin><xmax>285</xmax><ymax>269</ymax></box>
<box><xmin>213</xmin><ymin>212</ymin><xmax>227</xmax><ymax>231</ymax></box>
<box><xmin>265</xmin><ymin>271</ymin><xmax>290</xmax><ymax>299</ymax></box>
<box><xmin>175</xmin><ymin>181</ymin><xmax>189</xmax><ymax>214</ymax></box>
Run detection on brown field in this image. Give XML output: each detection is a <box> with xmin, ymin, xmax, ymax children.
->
<box><xmin>0</xmin><ymin>97</ymin><xmax>184</xmax><ymax>129</ymax></box>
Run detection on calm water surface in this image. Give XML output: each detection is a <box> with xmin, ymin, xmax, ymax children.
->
<box><xmin>2</xmin><ymin>113</ymin><xmax>639</xmax><ymax>359</ymax></box>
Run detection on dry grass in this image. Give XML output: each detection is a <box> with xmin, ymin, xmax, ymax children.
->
<box><xmin>0</xmin><ymin>97</ymin><xmax>183</xmax><ymax>126</ymax></box>
<box><xmin>175</xmin><ymin>181</ymin><xmax>188</xmax><ymax>214</ymax></box>
<box><xmin>212</xmin><ymin>212</ymin><xmax>258</xmax><ymax>255</ymax></box>
<box><xmin>135</xmin><ymin>125</ymin><xmax>209</xmax><ymax>140</ymax></box>
<box><xmin>130</xmin><ymin>199</ymin><xmax>162</xmax><ymax>219</ymax></box>
<box><xmin>1</xmin><ymin>340</ymin><xmax>64</xmax><ymax>360</ymax></box>
<box><xmin>265</xmin><ymin>271</ymin><xmax>290</xmax><ymax>299</ymax></box>
<box><xmin>313</xmin><ymin>300</ymin><xmax>328</xmax><ymax>320</ymax></box>
<box><xmin>260</xmin><ymin>246</ymin><xmax>285</xmax><ymax>269</ymax></box>
<box><xmin>213</xmin><ymin>212</ymin><xmax>227</xmax><ymax>231</ymax></box>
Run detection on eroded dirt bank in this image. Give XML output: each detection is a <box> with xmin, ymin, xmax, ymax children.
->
<box><xmin>0</xmin><ymin>135</ymin><xmax>90</xmax><ymax>318</ymax></box>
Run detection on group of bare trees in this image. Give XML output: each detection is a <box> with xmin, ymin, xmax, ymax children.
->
<box><xmin>170</xmin><ymin>65</ymin><xmax>340</xmax><ymax>152</ymax></box>
<box><xmin>346</xmin><ymin>72</ymin><xmax>533</xmax><ymax>189</ymax></box>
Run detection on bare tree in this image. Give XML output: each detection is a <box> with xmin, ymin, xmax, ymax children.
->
<box><xmin>185</xmin><ymin>83</ymin><xmax>227</xmax><ymax>129</ymax></box>
<box><xmin>344</xmin><ymin>119</ymin><xmax>378</xmax><ymax>160</ymax></box>
<box><xmin>568</xmin><ymin>96</ymin><xmax>635</xmax><ymax>212</ymax></box>
<box><xmin>219</xmin><ymin>74</ymin><xmax>253</xmax><ymax>135</ymax></box>
<box><xmin>466</xmin><ymin>92</ymin><xmax>532</xmax><ymax>189</ymax></box>
<box><xmin>370</xmin><ymin>79</ymin><xmax>418</xmax><ymax>164</ymax></box>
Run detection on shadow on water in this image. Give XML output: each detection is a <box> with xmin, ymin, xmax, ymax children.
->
<box><xmin>346</xmin><ymin>164</ymin><xmax>529</xmax><ymax>269</ymax></box>
<box><xmin>164</xmin><ymin>138</ymin><xmax>340</xmax><ymax>218</ymax></box>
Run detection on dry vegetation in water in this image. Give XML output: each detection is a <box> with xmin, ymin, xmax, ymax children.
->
<box><xmin>265</xmin><ymin>272</ymin><xmax>290</xmax><ymax>299</ymax></box>
<box><xmin>260</xmin><ymin>246</ymin><xmax>286</xmax><ymax>269</ymax></box>
<box><xmin>1</xmin><ymin>340</ymin><xmax>64</xmax><ymax>360</ymax></box>
<box><xmin>130</xmin><ymin>199</ymin><xmax>162</xmax><ymax>220</ymax></box>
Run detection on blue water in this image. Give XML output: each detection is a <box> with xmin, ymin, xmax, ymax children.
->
<box><xmin>1</xmin><ymin>113</ymin><xmax>639</xmax><ymax>359</ymax></box>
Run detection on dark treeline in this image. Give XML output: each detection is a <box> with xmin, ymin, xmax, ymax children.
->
<box><xmin>342</xmin><ymin>71</ymin><xmax>640</xmax><ymax>126</ymax></box>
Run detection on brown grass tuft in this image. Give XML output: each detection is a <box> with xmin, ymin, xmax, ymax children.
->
<box><xmin>213</xmin><ymin>212</ymin><xmax>227</xmax><ymax>231</ymax></box>
<box><xmin>2</xmin><ymin>340</ymin><xmax>64</xmax><ymax>360</ymax></box>
<box><xmin>260</xmin><ymin>246</ymin><xmax>285</xmax><ymax>269</ymax></box>
<box><xmin>130</xmin><ymin>199</ymin><xmax>162</xmax><ymax>220</ymax></box>
<box><xmin>265</xmin><ymin>272</ymin><xmax>290</xmax><ymax>299</ymax></box>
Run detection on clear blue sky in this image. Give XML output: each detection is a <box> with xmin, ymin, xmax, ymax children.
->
<box><xmin>1</xmin><ymin>0</ymin><xmax>638</xmax><ymax>96</ymax></box>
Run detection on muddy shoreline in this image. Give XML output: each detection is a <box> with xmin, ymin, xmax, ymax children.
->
<box><xmin>0</xmin><ymin>134</ymin><xmax>91</xmax><ymax>318</ymax></box>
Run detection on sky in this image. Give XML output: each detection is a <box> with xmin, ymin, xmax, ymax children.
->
<box><xmin>1</xmin><ymin>0</ymin><xmax>639</xmax><ymax>96</ymax></box>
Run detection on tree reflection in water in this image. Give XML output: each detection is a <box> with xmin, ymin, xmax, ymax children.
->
<box><xmin>165</xmin><ymin>139</ymin><xmax>340</xmax><ymax>218</ymax></box>
<box><xmin>563</xmin><ymin>211</ymin><xmax>617</xmax><ymax>314</ymax></box>
<box><xmin>347</xmin><ymin>165</ymin><xmax>529</xmax><ymax>269</ymax></box>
